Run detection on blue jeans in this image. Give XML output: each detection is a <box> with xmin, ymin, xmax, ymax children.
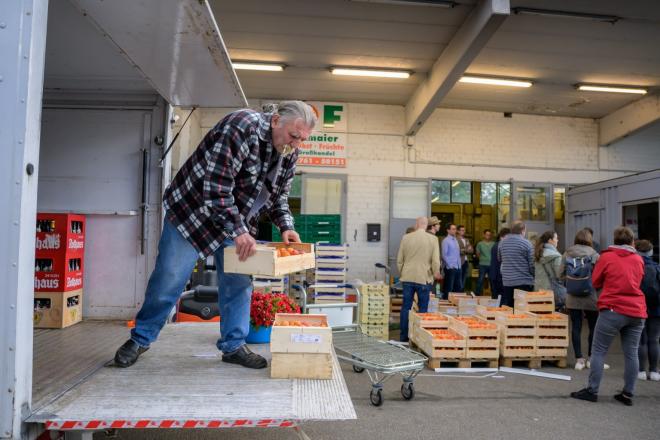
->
<box><xmin>400</xmin><ymin>282</ymin><xmax>430</xmax><ymax>341</ymax></box>
<box><xmin>131</xmin><ymin>219</ymin><xmax>252</xmax><ymax>353</ymax></box>
<box><xmin>460</xmin><ymin>261</ymin><xmax>469</xmax><ymax>292</ymax></box>
<box><xmin>476</xmin><ymin>265</ymin><xmax>490</xmax><ymax>295</ymax></box>
<box><xmin>442</xmin><ymin>268</ymin><xmax>462</xmax><ymax>299</ymax></box>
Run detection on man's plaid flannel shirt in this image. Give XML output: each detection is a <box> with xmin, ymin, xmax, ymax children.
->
<box><xmin>163</xmin><ymin>109</ymin><xmax>297</xmax><ymax>257</ymax></box>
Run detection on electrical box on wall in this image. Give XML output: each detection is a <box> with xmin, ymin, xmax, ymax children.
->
<box><xmin>367</xmin><ymin>223</ymin><xmax>381</xmax><ymax>242</ymax></box>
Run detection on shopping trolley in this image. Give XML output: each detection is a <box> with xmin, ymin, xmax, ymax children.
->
<box><xmin>291</xmin><ymin>283</ymin><xmax>427</xmax><ymax>406</ymax></box>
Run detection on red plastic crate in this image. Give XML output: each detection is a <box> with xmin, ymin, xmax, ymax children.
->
<box><xmin>35</xmin><ymin>213</ymin><xmax>85</xmax><ymax>258</ymax></box>
<box><xmin>34</xmin><ymin>255</ymin><xmax>84</xmax><ymax>292</ymax></box>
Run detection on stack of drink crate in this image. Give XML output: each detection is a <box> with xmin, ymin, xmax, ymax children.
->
<box><xmin>313</xmin><ymin>243</ymin><xmax>348</xmax><ymax>303</ymax></box>
<box><xmin>34</xmin><ymin>213</ymin><xmax>85</xmax><ymax>328</ymax></box>
<box><xmin>359</xmin><ymin>283</ymin><xmax>390</xmax><ymax>339</ymax></box>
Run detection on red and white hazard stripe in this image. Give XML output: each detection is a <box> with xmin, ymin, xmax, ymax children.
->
<box><xmin>45</xmin><ymin>419</ymin><xmax>296</xmax><ymax>430</ymax></box>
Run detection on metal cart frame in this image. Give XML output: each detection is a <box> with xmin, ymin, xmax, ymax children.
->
<box><xmin>292</xmin><ymin>283</ymin><xmax>427</xmax><ymax>406</ymax></box>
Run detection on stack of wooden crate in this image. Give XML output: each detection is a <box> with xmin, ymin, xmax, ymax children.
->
<box><xmin>514</xmin><ymin>290</ymin><xmax>554</xmax><ymax>314</ymax></box>
<box><xmin>449</xmin><ymin>316</ymin><xmax>500</xmax><ymax>363</ymax></box>
<box><xmin>476</xmin><ymin>305</ymin><xmax>513</xmax><ymax>321</ymax></box>
<box><xmin>314</xmin><ymin>243</ymin><xmax>348</xmax><ymax>303</ymax></box>
<box><xmin>253</xmin><ymin>275</ymin><xmax>287</xmax><ymax>294</ymax></box>
<box><xmin>495</xmin><ymin>312</ymin><xmax>537</xmax><ymax>359</ymax></box>
<box><xmin>359</xmin><ymin>283</ymin><xmax>390</xmax><ymax>339</ymax></box>
<box><xmin>270</xmin><ymin>313</ymin><xmax>333</xmax><ymax>379</ymax></box>
<box><xmin>408</xmin><ymin>311</ymin><xmax>449</xmax><ymax>343</ymax></box>
<box><xmin>534</xmin><ymin>312</ymin><xmax>569</xmax><ymax>362</ymax></box>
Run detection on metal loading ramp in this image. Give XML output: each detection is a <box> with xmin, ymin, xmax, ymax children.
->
<box><xmin>27</xmin><ymin>323</ymin><xmax>356</xmax><ymax>434</ymax></box>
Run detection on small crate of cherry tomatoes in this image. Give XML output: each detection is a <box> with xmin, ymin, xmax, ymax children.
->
<box><xmin>224</xmin><ymin>242</ymin><xmax>315</xmax><ymax>276</ymax></box>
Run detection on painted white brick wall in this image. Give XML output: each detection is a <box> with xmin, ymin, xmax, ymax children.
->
<box><xmin>172</xmin><ymin>102</ymin><xmax>659</xmax><ymax>282</ymax></box>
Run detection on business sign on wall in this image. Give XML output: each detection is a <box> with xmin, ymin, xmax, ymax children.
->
<box><xmin>298</xmin><ymin>102</ymin><xmax>348</xmax><ymax>168</ymax></box>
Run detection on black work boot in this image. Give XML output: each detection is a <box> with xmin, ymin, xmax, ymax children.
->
<box><xmin>570</xmin><ymin>388</ymin><xmax>598</xmax><ymax>402</ymax></box>
<box><xmin>222</xmin><ymin>345</ymin><xmax>267</xmax><ymax>369</ymax></box>
<box><xmin>114</xmin><ymin>339</ymin><xmax>149</xmax><ymax>368</ymax></box>
<box><xmin>614</xmin><ymin>391</ymin><xmax>634</xmax><ymax>406</ymax></box>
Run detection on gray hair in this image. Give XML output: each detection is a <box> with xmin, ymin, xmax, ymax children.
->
<box><xmin>263</xmin><ymin>100</ymin><xmax>317</xmax><ymax>129</ymax></box>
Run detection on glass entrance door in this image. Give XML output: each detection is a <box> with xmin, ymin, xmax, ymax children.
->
<box><xmin>512</xmin><ymin>182</ymin><xmax>553</xmax><ymax>242</ymax></box>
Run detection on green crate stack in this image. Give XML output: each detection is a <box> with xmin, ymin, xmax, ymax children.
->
<box><xmin>272</xmin><ymin>214</ymin><xmax>341</xmax><ymax>244</ymax></box>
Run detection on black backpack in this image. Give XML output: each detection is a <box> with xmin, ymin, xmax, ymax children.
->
<box><xmin>565</xmin><ymin>256</ymin><xmax>594</xmax><ymax>297</ymax></box>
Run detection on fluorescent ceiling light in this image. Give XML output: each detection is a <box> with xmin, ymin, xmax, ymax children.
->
<box><xmin>577</xmin><ymin>84</ymin><xmax>647</xmax><ymax>95</ymax></box>
<box><xmin>232</xmin><ymin>62</ymin><xmax>284</xmax><ymax>72</ymax></box>
<box><xmin>459</xmin><ymin>76</ymin><xmax>533</xmax><ymax>88</ymax></box>
<box><xmin>331</xmin><ymin>67</ymin><xmax>411</xmax><ymax>79</ymax></box>
<box><xmin>512</xmin><ymin>7</ymin><xmax>620</xmax><ymax>24</ymax></box>
<box><xmin>351</xmin><ymin>0</ymin><xmax>457</xmax><ymax>7</ymax></box>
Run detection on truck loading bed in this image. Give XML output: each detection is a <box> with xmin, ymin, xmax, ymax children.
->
<box><xmin>28</xmin><ymin>323</ymin><xmax>356</xmax><ymax>437</ymax></box>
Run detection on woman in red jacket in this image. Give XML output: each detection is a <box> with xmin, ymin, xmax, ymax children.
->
<box><xmin>571</xmin><ymin>226</ymin><xmax>646</xmax><ymax>406</ymax></box>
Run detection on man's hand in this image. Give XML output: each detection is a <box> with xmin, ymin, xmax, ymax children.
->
<box><xmin>434</xmin><ymin>271</ymin><xmax>443</xmax><ymax>281</ymax></box>
<box><xmin>281</xmin><ymin>229</ymin><xmax>301</xmax><ymax>245</ymax></box>
<box><xmin>234</xmin><ymin>232</ymin><xmax>257</xmax><ymax>262</ymax></box>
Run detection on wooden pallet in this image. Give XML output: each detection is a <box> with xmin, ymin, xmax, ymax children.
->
<box><xmin>537</xmin><ymin>356</ymin><xmax>568</xmax><ymax>368</ymax></box>
<box><xmin>427</xmin><ymin>357</ymin><xmax>498</xmax><ymax>369</ymax></box>
<box><xmin>499</xmin><ymin>356</ymin><xmax>542</xmax><ymax>369</ymax></box>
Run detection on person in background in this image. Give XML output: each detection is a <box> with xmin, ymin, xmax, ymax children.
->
<box><xmin>457</xmin><ymin>225</ymin><xmax>474</xmax><ymax>292</ymax></box>
<box><xmin>427</xmin><ymin>216</ymin><xmax>443</xmax><ymax>295</ymax></box>
<box><xmin>584</xmin><ymin>227</ymin><xmax>601</xmax><ymax>253</ymax></box>
<box><xmin>475</xmin><ymin>229</ymin><xmax>494</xmax><ymax>295</ymax></box>
<box><xmin>489</xmin><ymin>228</ymin><xmax>510</xmax><ymax>300</ymax></box>
<box><xmin>635</xmin><ymin>239</ymin><xmax>660</xmax><ymax>381</ymax></box>
<box><xmin>441</xmin><ymin>223</ymin><xmax>462</xmax><ymax>299</ymax></box>
<box><xmin>561</xmin><ymin>229</ymin><xmax>601</xmax><ymax>371</ymax></box>
<box><xmin>571</xmin><ymin>227</ymin><xmax>646</xmax><ymax>406</ymax></box>
<box><xmin>397</xmin><ymin>217</ymin><xmax>441</xmax><ymax>342</ymax></box>
<box><xmin>427</xmin><ymin>216</ymin><xmax>441</xmax><ymax>236</ymax></box>
<box><xmin>534</xmin><ymin>230</ymin><xmax>562</xmax><ymax>293</ymax></box>
<box><xmin>498</xmin><ymin>221</ymin><xmax>534</xmax><ymax>307</ymax></box>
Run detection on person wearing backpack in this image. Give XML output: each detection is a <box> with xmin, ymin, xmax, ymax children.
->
<box><xmin>534</xmin><ymin>231</ymin><xmax>565</xmax><ymax>308</ymax></box>
<box><xmin>571</xmin><ymin>226</ymin><xmax>646</xmax><ymax>406</ymax></box>
<box><xmin>635</xmin><ymin>239</ymin><xmax>660</xmax><ymax>381</ymax></box>
<box><xmin>561</xmin><ymin>229</ymin><xmax>602</xmax><ymax>371</ymax></box>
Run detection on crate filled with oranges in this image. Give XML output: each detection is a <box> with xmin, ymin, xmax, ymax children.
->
<box><xmin>408</xmin><ymin>311</ymin><xmax>449</xmax><ymax>344</ymax></box>
<box><xmin>223</xmin><ymin>242</ymin><xmax>315</xmax><ymax>276</ymax></box>
<box><xmin>534</xmin><ymin>312</ymin><xmax>569</xmax><ymax>357</ymax></box>
<box><xmin>270</xmin><ymin>313</ymin><xmax>333</xmax><ymax>379</ymax></box>
<box><xmin>449</xmin><ymin>316</ymin><xmax>500</xmax><ymax>359</ymax></box>
<box><xmin>495</xmin><ymin>312</ymin><xmax>537</xmax><ymax>358</ymax></box>
<box><xmin>415</xmin><ymin>328</ymin><xmax>466</xmax><ymax>359</ymax></box>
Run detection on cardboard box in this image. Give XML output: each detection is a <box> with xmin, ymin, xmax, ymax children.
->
<box><xmin>34</xmin><ymin>290</ymin><xmax>83</xmax><ymax>328</ymax></box>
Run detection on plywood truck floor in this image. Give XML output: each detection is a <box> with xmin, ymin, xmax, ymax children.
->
<box><xmin>27</xmin><ymin>323</ymin><xmax>356</xmax><ymax>429</ymax></box>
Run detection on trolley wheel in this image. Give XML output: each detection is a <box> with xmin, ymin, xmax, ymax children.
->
<box><xmin>353</xmin><ymin>365</ymin><xmax>365</xmax><ymax>373</ymax></box>
<box><xmin>369</xmin><ymin>389</ymin><xmax>384</xmax><ymax>407</ymax></box>
<box><xmin>401</xmin><ymin>382</ymin><xmax>415</xmax><ymax>400</ymax></box>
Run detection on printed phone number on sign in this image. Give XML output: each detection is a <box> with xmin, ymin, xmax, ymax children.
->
<box><xmin>297</xmin><ymin>157</ymin><xmax>346</xmax><ymax>167</ymax></box>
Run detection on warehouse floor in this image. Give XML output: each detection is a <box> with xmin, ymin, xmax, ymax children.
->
<box><xmin>90</xmin><ymin>333</ymin><xmax>660</xmax><ymax>440</ymax></box>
